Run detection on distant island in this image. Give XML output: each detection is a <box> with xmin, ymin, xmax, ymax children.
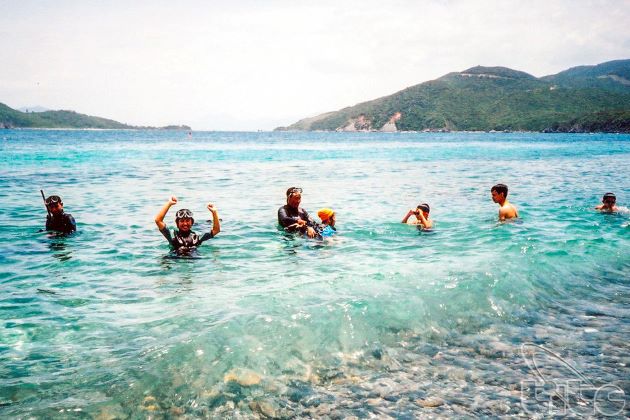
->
<box><xmin>0</xmin><ymin>103</ymin><xmax>191</xmax><ymax>130</ymax></box>
<box><xmin>276</xmin><ymin>59</ymin><xmax>630</xmax><ymax>133</ymax></box>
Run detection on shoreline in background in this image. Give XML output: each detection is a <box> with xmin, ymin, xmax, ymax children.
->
<box><xmin>0</xmin><ymin>102</ymin><xmax>191</xmax><ymax>131</ymax></box>
<box><xmin>278</xmin><ymin>60</ymin><xmax>630</xmax><ymax>133</ymax></box>
<box><xmin>275</xmin><ymin>128</ymin><xmax>630</xmax><ymax>134</ymax></box>
<box><xmin>3</xmin><ymin>127</ymin><xmax>630</xmax><ymax>134</ymax></box>
<box><xmin>1</xmin><ymin>127</ymin><xmax>191</xmax><ymax>132</ymax></box>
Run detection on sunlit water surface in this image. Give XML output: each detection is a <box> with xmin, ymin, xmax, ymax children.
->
<box><xmin>1</xmin><ymin>130</ymin><xmax>629</xmax><ymax>418</ymax></box>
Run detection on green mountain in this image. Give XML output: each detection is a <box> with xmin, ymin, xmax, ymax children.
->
<box><xmin>542</xmin><ymin>59</ymin><xmax>630</xmax><ymax>93</ymax></box>
<box><xmin>0</xmin><ymin>103</ymin><xmax>191</xmax><ymax>130</ymax></box>
<box><xmin>277</xmin><ymin>59</ymin><xmax>630</xmax><ymax>133</ymax></box>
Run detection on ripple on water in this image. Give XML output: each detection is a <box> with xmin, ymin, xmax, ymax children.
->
<box><xmin>0</xmin><ymin>131</ymin><xmax>629</xmax><ymax>417</ymax></box>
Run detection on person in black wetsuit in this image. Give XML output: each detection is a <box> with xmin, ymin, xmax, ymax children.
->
<box><xmin>44</xmin><ymin>195</ymin><xmax>76</xmax><ymax>234</ymax></box>
<box><xmin>278</xmin><ymin>187</ymin><xmax>319</xmax><ymax>238</ymax></box>
<box><xmin>154</xmin><ymin>196</ymin><xmax>220</xmax><ymax>253</ymax></box>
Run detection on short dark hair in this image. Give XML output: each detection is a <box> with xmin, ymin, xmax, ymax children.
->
<box><xmin>417</xmin><ymin>203</ymin><xmax>430</xmax><ymax>213</ymax></box>
<box><xmin>491</xmin><ymin>184</ymin><xmax>508</xmax><ymax>197</ymax></box>
<box><xmin>603</xmin><ymin>192</ymin><xmax>616</xmax><ymax>200</ymax></box>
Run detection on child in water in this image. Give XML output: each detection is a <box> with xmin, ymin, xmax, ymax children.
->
<box><xmin>317</xmin><ymin>208</ymin><xmax>337</xmax><ymax>238</ymax></box>
<box><xmin>155</xmin><ymin>196</ymin><xmax>220</xmax><ymax>253</ymax></box>
<box><xmin>402</xmin><ymin>203</ymin><xmax>433</xmax><ymax>229</ymax></box>
<box><xmin>44</xmin><ymin>194</ymin><xmax>76</xmax><ymax>234</ymax></box>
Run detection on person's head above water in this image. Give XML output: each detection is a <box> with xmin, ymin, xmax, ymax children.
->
<box><xmin>286</xmin><ymin>187</ymin><xmax>302</xmax><ymax>208</ymax></box>
<box><xmin>45</xmin><ymin>195</ymin><xmax>64</xmax><ymax>215</ymax></box>
<box><xmin>598</xmin><ymin>192</ymin><xmax>618</xmax><ymax>212</ymax></box>
<box><xmin>175</xmin><ymin>208</ymin><xmax>194</xmax><ymax>232</ymax></box>
<box><xmin>402</xmin><ymin>202</ymin><xmax>433</xmax><ymax>228</ymax></box>
<box><xmin>318</xmin><ymin>208</ymin><xmax>335</xmax><ymax>226</ymax></box>
<box><xmin>416</xmin><ymin>203</ymin><xmax>430</xmax><ymax>215</ymax></box>
<box><xmin>491</xmin><ymin>183</ymin><xmax>509</xmax><ymax>203</ymax></box>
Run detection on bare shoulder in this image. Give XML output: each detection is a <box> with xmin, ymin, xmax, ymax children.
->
<box><xmin>500</xmin><ymin>203</ymin><xmax>518</xmax><ymax>219</ymax></box>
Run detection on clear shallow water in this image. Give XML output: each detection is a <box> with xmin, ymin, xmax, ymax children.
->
<box><xmin>0</xmin><ymin>130</ymin><xmax>629</xmax><ymax>418</ymax></box>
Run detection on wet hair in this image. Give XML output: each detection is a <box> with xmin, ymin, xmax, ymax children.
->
<box><xmin>602</xmin><ymin>192</ymin><xmax>616</xmax><ymax>200</ymax></box>
<box><xmin>417</xmin><ymin>203</ymin><xmax>430</xmax><ymax>213</ymax></box>
<box><xmin>491</xmin><ymin>184</ymin><xmax>508</xmax><ymax>197</ymax></box>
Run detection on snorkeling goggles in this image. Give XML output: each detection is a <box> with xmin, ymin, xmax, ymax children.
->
<box><xmin>45</xmin><ymin>195</ymin><xmax>62</xmax><ymax>207</ymax></box>
<box><xmin>286</xmin><ymin>187</ymin><xmax>303</xmax><ymax>197</ymax></box>
<box><xmin>175</xmin><ymin>209</ymin><xmax>194</xmax><ymax>224</ymax></box>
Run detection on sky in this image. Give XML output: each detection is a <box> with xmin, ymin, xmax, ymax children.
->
<box><xmin>1</xmin><ymin>0</ymin><xmax>629</xmax><ymax>130</ymax></box>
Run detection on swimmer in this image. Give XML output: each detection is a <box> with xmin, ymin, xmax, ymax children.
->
<box><xmin>155</xmin><ymin>196</ymin><xmax>220</xmax><ymax>253</ymax></box>
<box><xmin>595</xmin><ymin>192</ymin><xmax>619</xmax><ymax>213</ymax></box>
<box><xmin>317</xmin><ymin>208</ymin><xmax>337</xmax><ymax>237</ymax></box>
<box><xmin>278</xmin><ymin>187</ymin><xmax>319</xmax><ymax>238</ymax></box>
<box><xmin>402</xmin><ymin>203</ymin><xmax>433</xmax><ymax>229</ymax></box>
<box><xmin>43</xmin><ymin>194</ymin><xmax>76</xmax><ymax>234</ymax></box>
<box><xmin>491</xmin><ymin>184</ymin><xmax>518</xmax><ymax>220</ymax></box>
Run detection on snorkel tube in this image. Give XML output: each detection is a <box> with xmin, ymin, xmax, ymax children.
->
<box><xmin>41</xmin><ymin>189</ymin><xmax>51</xmax><ymax>218</ymax></box>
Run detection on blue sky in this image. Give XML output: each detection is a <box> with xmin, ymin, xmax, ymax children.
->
<box><xmin>1</xmin><ymin>0</ymin><xmax>629</xmax><ymax>130</ymax></box>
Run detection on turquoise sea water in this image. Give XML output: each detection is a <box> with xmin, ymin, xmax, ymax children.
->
<box><xmin>0</xmin><ymin>130</ymin><xmax>629</xmax><ymax>418</ymax></box>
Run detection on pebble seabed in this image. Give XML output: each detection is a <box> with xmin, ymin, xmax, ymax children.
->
<box><xmin>90</xmin><ymin>326</ymin><xmax>628</xmax><ymax>419</ymax></box>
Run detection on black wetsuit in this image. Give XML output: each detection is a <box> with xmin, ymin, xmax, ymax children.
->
<box><xmin>46</xmin><ymin>212</ymin><xmax>76</xmax><ymax>234</ymax></box>
<box><xmin>277</xmin><ymin>205</ymin><xmax>320</xmax><ymax>234</ymax></box>
<box><xmin>160</xmin><ymin>227</ymin><xmax>214</xmax><ymax>252</ymax></box>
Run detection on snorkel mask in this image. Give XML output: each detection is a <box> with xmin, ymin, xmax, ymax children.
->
<box><xmin>286</xmin><ymin>187</ymin><xmax>303</xmax><ymax>197</ymax></box>
<box><xmin>45</xmin><ymin>195</ymin><xmax>62</xmax><ymax>207</ymax></box>
<box><xmin>175</xmin><ymin>208</ymin><xmax>194</xmax><ymax>224</ymax></box>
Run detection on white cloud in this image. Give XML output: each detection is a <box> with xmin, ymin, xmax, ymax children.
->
<box><xmin>0</xmin><ymin>0</ymin><xmax>628</xmax><ymax>130</ymax></box>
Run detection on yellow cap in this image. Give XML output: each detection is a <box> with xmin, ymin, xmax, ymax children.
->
<box><xmin>317</xmin><ymin>208</ymin><xmax>334</xmax><ymax>222</ymax></box>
